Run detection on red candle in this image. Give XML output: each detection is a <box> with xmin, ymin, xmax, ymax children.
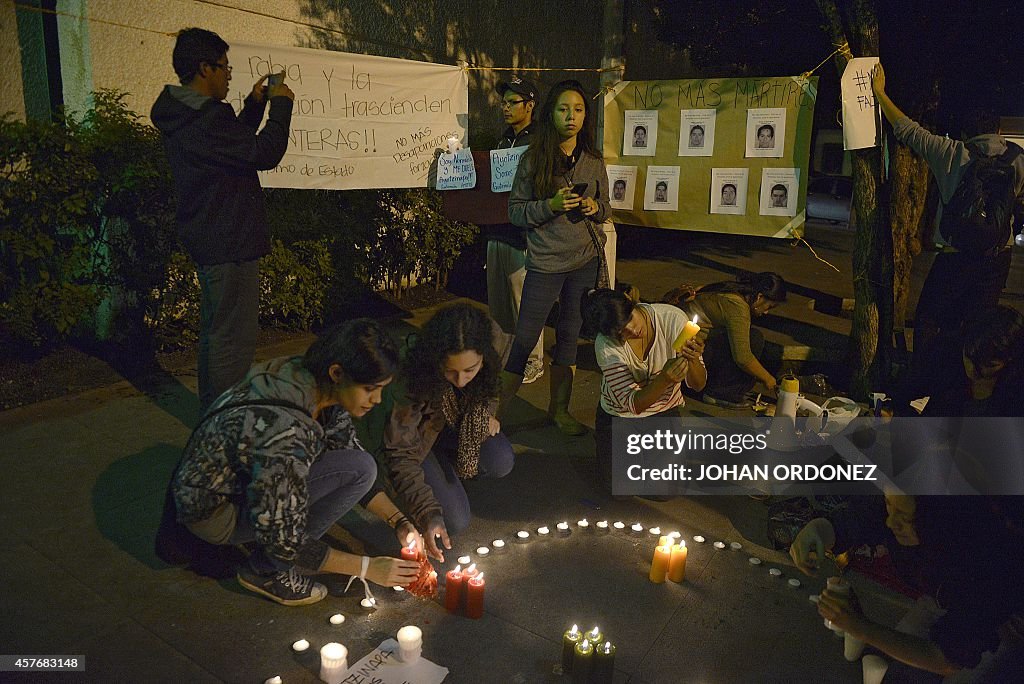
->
<box><xmin>401</xmin><ymin>539</ymin><xmax>420</xmax><ymax>561</ymax></box>
<box><xmin>444</xmin><ymin>565</ymin><xmax>465</xmax><ymax>614</ymax></box>
<box><xmin>465</xmin><ymin>572</ymin><xmax>485</xmax><ymax>619</ymax></box>
<box><xmin>463</xmin><ymin>562</ymin><xmax>479</xmax><ymax>579</ymax></box>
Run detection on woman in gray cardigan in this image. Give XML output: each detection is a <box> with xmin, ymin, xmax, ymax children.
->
<box><xmin>502</xmin><ymin>79</ymin><xmax>611</xmax><ymax>435</ymax></box>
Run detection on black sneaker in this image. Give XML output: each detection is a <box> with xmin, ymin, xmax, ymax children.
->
<box><xmin>237</xmin><ymin>567</ymin><xmax>328</xmax><ymax>606</ymax></box>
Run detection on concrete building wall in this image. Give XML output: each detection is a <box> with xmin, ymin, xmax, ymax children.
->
<box><xmin>2</xmin><ymin>2</ymin><xmax>32</xmax><ymax>120</ymax></box>
<box><xmin>54</xmin><ymin>0</ymin><xmax>607</xmax><ymax>144</ymax></box>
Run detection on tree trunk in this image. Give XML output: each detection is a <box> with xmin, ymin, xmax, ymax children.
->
<box><xmin>815</xmin><ymin>0</ymin><xmax>891</xmax><ymax>399</ymax></box>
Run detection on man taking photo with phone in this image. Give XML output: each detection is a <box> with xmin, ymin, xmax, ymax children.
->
<box><xmin>152</xmin><ymin>28</ymin><xmax>295</xmax><ymax>412</ymax></box>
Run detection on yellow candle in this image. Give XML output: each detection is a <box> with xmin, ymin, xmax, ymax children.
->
<box><xmin>668</xmin><ymin>540</ymin><xmax>688</xmax><ymax>583</ymax></box>
<box><xmin>672</xmin><ymin>315</ymin><xmax>701</xmax><ymax>352</ymax></box>
<box><xmin>658</xmin><ymin>535</ymin><xmax>673</xmax><ymax>548</ymax></box>
<box><xmin>649</xmin><ymin>544</ymin><xmax>671</xmax><ymax>583</ymax></box>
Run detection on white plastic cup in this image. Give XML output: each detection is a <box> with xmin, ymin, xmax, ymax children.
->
<box><xmin>319</xmin><ymin>642</ymin><xmax>348</xmax><ymax>684</ymax></box>
<box><xmin>396</xmin><ymin>625</ymin><xmax>423</xmax><ymax>664</ymax></box>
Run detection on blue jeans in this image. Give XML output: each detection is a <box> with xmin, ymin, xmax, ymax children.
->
<box><xmin>230</xmin><ymin>449</ymin><xmax>377</xmax><ymax>574</ymax></box>
<box><xmin>197</xmin><ymin>259</ymin><xmax>260</xmax><ymax>412</ymax></box>
<box><xmin>423</xmin><ymin>430</ymin><xmax>515</xmax><ymax>534</ymax></box>
<box><xmin>505</xmin><ymin>258</ymin><xmax>599</xmax><ymax>375</ymax></box>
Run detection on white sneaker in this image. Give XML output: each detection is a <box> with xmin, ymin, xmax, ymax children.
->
<box><xmin>523</xmin><ymin>358</ymin><xmax>544</xmax><ymax>384</ymax></box>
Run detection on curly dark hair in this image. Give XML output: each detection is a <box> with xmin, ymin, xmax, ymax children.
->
<box><xmin>404</xmin><ymin>304</ymin><xmax>500</xmax><ymax>405</ymax></box>
<box><xmin>303</xmin><ymin>319</ymin><xmax>399</xmax><ymax>394</ymax></box>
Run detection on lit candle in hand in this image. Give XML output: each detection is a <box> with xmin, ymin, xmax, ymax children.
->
<box><xmin>672</xmin><ymin>314</ymin><xmax>701</xmax><ymax>353</ymax></box>
<box><xmin>401</xmin><ymin>539</ymin><xmax>419</xmax><ymax>561</ymax></box>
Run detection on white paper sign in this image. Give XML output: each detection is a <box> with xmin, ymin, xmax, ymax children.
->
<box><xmin>607</xmin><ymin>165</ymin><xmax>638</xmax><ymax>210</ymax></box>
<box><xmin>341</xmin><ymin>638</ymin><xmax>449</xmax><ymax>684</ymax></box>
<box><xmin>746</xmin><ymin>108</ymin><xmax>787</xmax><ymax>158</ymax></box>
<box><xmin>490</xmin><ymin>145</ymin><xmax>528</xmax><ymax>192</ymax></box>
<box><xmin>841</xmin><ymin>57</ymin><xmax>881</xmax><ymax>150</ymax></box>
<box><xmin>436</xmin><ymin>148</ymin><xmax>477</xmax><ymax>190</ymax></box>
<box><xmin>643</xmin><ymin>166</ymin><xmax>680</xmax><ymax>211</ymax></box>
<box><xmin>710</xmin><ymin>168</ymin><xmax>749</xmax><ymax>215</ymax></box>
<box><xmin>679</xmin><ymin>109</ymin><xmax>717</xmax><ymax>157</ymax></box>
<box><xmin>759</xmin><ymin>168</ymin><xmax>800</xmax><ymax>216</ymax></box>
<box><xmin>623</xmin><ymin>110</ymin><xmax>659</xmax><ymax>156</ymax></box>
<box><xmin>226</xmin><ymin>41</ymin><xmax>468</xmax><ymax>190</ymax></box>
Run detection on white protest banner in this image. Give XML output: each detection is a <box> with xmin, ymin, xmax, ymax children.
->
<box><xmin>841</xmin><ymin>57</ymin><xmax>880</xmax><ymax>150</ymax></box>
<box><xmin>490</xmin><ymin>145</ymin><xmax>528</xmax><ymax>192</ymax></box>
<box><xmin>227</xmin><ymin>42</ymin><xmax>468</xmax><ymax>190</ymax></box>
<box><xmin>342</xmin><ymin>639</ymin><xmax>449</xmax><ymax>684</ymax></box>
<box><xmin>436</xmin><ymin>148</ymin><xmax>477</xmax><ymax>190</ymax></box>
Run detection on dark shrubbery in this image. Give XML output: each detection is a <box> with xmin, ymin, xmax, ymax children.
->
<box><xmin>1</xmin><ymin>91</ymin><xmax>476</xmax><ymax>353</ymax></box>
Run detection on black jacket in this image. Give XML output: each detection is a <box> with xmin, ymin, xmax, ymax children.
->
<box><xmin>151</xmin><ymin>85</ymin><xmax>293</xmax><ymax>266</ymax></box>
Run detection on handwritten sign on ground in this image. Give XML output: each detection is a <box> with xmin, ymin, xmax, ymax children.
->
<box><xmin>841</xmin><ymin>57</ymin><xmax>880</xmax><ymax>150</ymax></box>
<box><xmin>436</xmin><ymin>148</ymin><xmax>477</xmax><ymax>190</ymax></box>
<box><xmin>340</xmin><ymin>638</ymin><xmax>448</xmax><ymax>684</ymax></box>
<box><xmin>490</xmin><ymin>145</ymin><xmax>528</xmax><ymax>192</ymax></box>
<box><xmin>228</xmin><ymin>42</ymin><xmax>468</xmax><ymax>190</ymax></box>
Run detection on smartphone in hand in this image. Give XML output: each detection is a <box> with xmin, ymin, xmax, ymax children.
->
<box><xmin>268</xmin><ymin>72</ymin><xmax>285</xmax><ymax>87</ymax></box>
<box><xmin>570</xmin><ymin>182</ymin><xmax>588</xmax><ymax>196</ymax></box>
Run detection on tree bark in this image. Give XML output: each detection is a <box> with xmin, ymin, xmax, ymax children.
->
<box><xmin>815</xmin><ymin>0</ymin><xmax>891</xmax><ymax>399</ymax></box>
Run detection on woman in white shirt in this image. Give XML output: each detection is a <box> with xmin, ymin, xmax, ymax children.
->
<box><xmin>583</xmin><ymin>288</ymin><xmax>706</xmax><ymax>492</ymax></box>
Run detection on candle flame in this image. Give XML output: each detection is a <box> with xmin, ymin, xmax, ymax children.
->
<box><xmin>590</xmin><ymin>626</ymin><xmax>600</xmax><ymax>637</ymax></box>
<box><xmin>406</xmin><ymin>539</ymin><xmax>416</xmax><ymax>551</ymax></box>
<box><xmin>692</xmin><ymin>314</ymin><xmax>699</xmax><ymax>324</ymax></box>
<box><xmin>467</xmin><ymin>563</ymin><xmax>476</xmax><ymax>572</ymax></box>
<box><xmin>570</xmin><ymin>624</ymin><xmax>579</xmax><ymax>635</ymax></box>
<box><xmin>429</xmin><ymin>570</ymin><xmax>437</xmax><ymax>578</ymax></box>
<box><xmin>604</xmin><ymin>641</ymin><xmax>612</xmax><ymax>652</ymax></box>
<box><xmin>475</xmin><ymin>572</ymin><xmax>484</xmax><ymax>581</ymax></box>
<box><xmin>454</xmin><ymin>564</ymin><xmax>461</xmax><ymax>572</ymax></box>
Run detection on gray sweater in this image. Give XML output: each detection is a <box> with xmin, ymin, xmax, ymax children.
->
<box><xmin>508</xmin><ymin>150</ymin><xmax>611</xmax><ymax>273</ymax></box>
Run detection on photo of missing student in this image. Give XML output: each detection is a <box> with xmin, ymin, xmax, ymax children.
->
<box><xmin>643</xmin><ymin>166</ymin><xmax>680</xmax><ymax>211</ymax></box>
<box><xmin>624</xmin><ymin>110</ymin><xmax>659</xmax><ymax>156</ymax></box>
<box><xmin>678</xmin><ymin>109</ymin><xmax>716</xmax><ymax>157</ymax></box>
<box><xmin>710</xmin><ymin>168</ymin><xmax>749</xmax><ymax>215</ymax></box>
<box><xmin>606</xmin><ymin>164</ymin><xmax>639</xmax><ymax>210</ymax></box>
<box><xmin>746</xmin><ymin>108</ymin><xmax>786</xmax><ymax>158</ymax></box>
<box><xmin>759</xmin><ymin>167</ymin><xmax>799</xmax><ymax>216</ymax></box>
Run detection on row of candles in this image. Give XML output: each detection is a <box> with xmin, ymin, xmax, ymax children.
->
<box><xmin>284</xmin><ymin>625</ymin><xmax>424</xmax><ymax>684</ymax></box>
<box><xmin>561</xmin><ymin>625</ymin><xmax>615</xmax><ymax>684</ymax></box>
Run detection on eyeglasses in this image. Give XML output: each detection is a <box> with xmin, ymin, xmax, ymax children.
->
<box><xmin>501</xmin><ymin>99</ymin><xmax>527</xmax><ymax>109</ymax></box>
<box><xmin>208</xmin><ymin>62</ymin><xmax>232</xmax><ymax>73</ymax></box>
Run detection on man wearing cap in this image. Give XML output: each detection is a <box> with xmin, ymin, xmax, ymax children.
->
<box><xmin>485</xmin><ymin>76</ymin><xmax>545</xmax><ymax>383</ymax></box>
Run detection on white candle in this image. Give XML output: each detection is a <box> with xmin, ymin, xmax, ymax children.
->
<box><xmin>264</xmin><ymin>677</ymin><xmax>283</xmax><ymax>684</ymax></box>
<box><xmin>748</xmin><ymin>557</ymin><xmax>762</xmax><ymax>566</ymax></box>
<box><xmin>492</xmin><ymin>539</ymin><xmax>506</xmax><ymax>550</ymax></box>
<box><xmin>476</xmin><ymin>546</ymin><xmax>490</xmax><ymax>556</ymax></box>
<box><xmin>693</xmin><ymin>535</ymin><xmax>705</xmax><ymax>543</ymax></box>
<box><xmin>729</xmin><ymin>541</ymin><xmax>743</xmax><ymax>551</ymax></box>
<box><xmin>396</xmin><ymin>625</ymin><xmax>423</xmax><ymax>664</ymax></box>
<box><xmin>557</xmin><ymin>521</ymin><xmax>570</xmax><ymax>535</ymax></box>
<box><xmin>517</xmin><ymin>530</ymin><xmax>530</xmax><ymax>540</ymax></box>
<box><xmin>393</xmin><ymin>585</ymin><xmax>405</xmax><ymax>591</ymax></box>
<box><xmin>769</xmin><ymin>568</ymin><xmax>782</xmax><ymax>577</ymax></box>
<box><xmin>360</xmin><ymin>597</ymin><xmax>376</xmax><ymax>608</ymax></box>
<box><xmin>537</xmin><ymin>526</ymin><xmax>550</xmax><ymax>536</ymax></box>
<box><xmin>631</xmin><ymin>523</ymin><xmax>644</xmax><ymax>533</ymax></box>
<box><xmin>596</xmin><ymin>520</ymin><xmax>609</xmax><ymax>530</ymax></box>
<box><xmin>458</xmin><ymin>555</ymin><xmax>472</xmax><ymax>565</ymax></box>
<box><xmin>668</xmin><ymin>531</ymin><xmax>681</xmax><ymax>540</ymax></box>
<box><xmin>319</xmin><ymin>642</ymin><xmax>348</xmax><ymax>684</ymax></box>
<box><xmin>577</xmin><ymin>518</ymin><xmax>590</xmax><ymax>529</ymax></box>
<box><xmin>291</xmin><ymin>639</ymin><xmax>310</xmax><ymax>653</ymax></box>
<box><xmin>613</xmin><ymin>521</ymin><xmax>625</xmax><ymax>530</ymax></box>
<box><xmin>788</xmin><ymin>578</ymin><xmax>802</xmax><ymax>589</ymax></box>
<box><xmin>649</xmin><ymin>526</ymin><xmax>662</xmax><ymax>536</ymax></box>
<box><xmin>713</xmin><ymin>541</ymin><xmax>726</xmax><ymax>549</ymax></box>
<box><xmin>329</xmin><ymin>613</ymin><xmax>345</xmax><ymax>625</ymax></box>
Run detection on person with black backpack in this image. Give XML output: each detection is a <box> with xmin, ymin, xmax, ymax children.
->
<box><xmin>872</xmin><ymin>64</ymin><xmax>1024</xmax><ymax>366</ymax></box>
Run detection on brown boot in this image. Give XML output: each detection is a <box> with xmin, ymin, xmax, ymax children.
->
<box><xmin>548</xmin><ymin>364</ymin><xmax>586</xmax><ymax>436</ymax></box>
